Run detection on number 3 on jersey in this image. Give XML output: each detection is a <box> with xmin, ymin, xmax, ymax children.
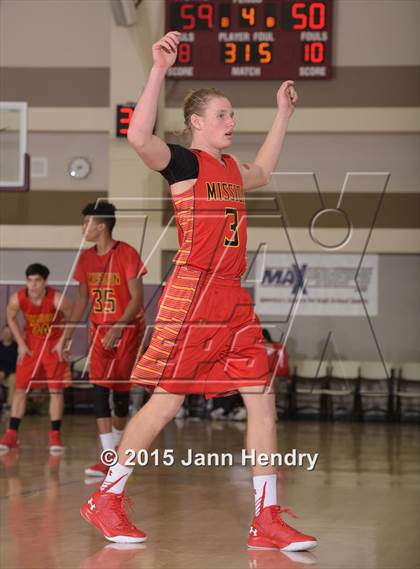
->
<box><xmin>224</xmin><ymin>207</ymin><xmax>240</xmax><ymax>247</ymax></box>
<box><xmin>92</xmin><ymin>288</ymin><xmax>116</xmax><ymax>313</ymax></box>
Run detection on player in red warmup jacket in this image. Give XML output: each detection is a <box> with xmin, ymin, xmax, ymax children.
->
<box><xmin>0</xmin><ymin>263</ymin><xmax>72</xmax><ymax>453</ymax></box>
<box><xmin>80</xmin><ymin>32</ymin><xmax>317</xmax><ymax>551</ymax></box>
<box><xmin>56</xmin><ymin>202</ymin><xmax>147</xmax><ymax>477</ymax></box>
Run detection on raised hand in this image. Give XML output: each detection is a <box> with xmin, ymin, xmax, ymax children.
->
<box><xmin>277</xmin><ymin>80</ymin><xmax>298</xmax><ymax>118</ymax></box>
<box><xmin>152</xmin><ymin>31</ymin><xmax>181</xmax><ymax>70</ymax></box>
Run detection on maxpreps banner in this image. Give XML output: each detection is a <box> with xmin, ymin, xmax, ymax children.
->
<box><xmin>255</xmin><ymin>254</ymin><xmax>378</xmax><ymax>316</ymax></box>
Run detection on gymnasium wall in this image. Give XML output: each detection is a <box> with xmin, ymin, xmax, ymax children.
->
<box><xmin>1</xmin><ymin>248</ymin><xmax>419</xmax><ymax>363</ymax></box>
<box><xmin>0</xmin><ymin>1</ymin><xmax>418</xmax><ymax>266</ymax></box>
<box><xmin>0</xmin><ymin>0</ymin><xmax>419</xmax><ymax>359</ymax></box>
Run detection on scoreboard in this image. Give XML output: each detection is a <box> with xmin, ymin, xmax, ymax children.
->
<box><xmin>116</xmin><ymin>104</ymin><xmax>135</xmax><ymax>137</ymax></box>
<box><xmin>165</xmin><ymin>0</ymin><xmax>333</xmax><ymax>80</ymax></box>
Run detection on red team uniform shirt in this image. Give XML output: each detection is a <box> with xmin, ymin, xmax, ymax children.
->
<box><xmin>74</xmin><ymin>241</ymin><xmax>147</xmax><ymax>390</ymax></box>
<box><xmin>73</xmin><ymin>241</ymin><xmax>147</xmax><ymax>325</ymax></box>
<box><xmin>16</xmin><ymin>287</ymin><xmax>69</xmax><ymax>389</ymax></box>
<box><xmin>18</xmin><ymin>287</ymin><xmax>63</xmax><ymax>346</ymax></box>
<box><xmin>172</xmin><ymin>151</ymin><xmax>247</xmax><ymax>278</ymax></box>
<box><xmin>131</xmin><ymin>150</ymin><xmax>271</xmax><ymax>397</ymax></box>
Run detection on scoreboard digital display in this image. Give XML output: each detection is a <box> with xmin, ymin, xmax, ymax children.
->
<box><xmin>165</xmin><ymin>0</ymin><xmax>333</xmax><ymax>80</ymax></box>
<box><xmin>116</xmin><ymin>104</ymin><xmax>135</xmax><ymax>137</ymax></box>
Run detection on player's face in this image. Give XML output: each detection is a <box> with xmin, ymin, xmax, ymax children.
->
<box><xmin>26</xmin><ymin>275</ymin><xmax>47</xmax><ymax>298</ymax></box>
<box><xmin>196</xmin><ymin>97</ymin><xmax>235</xmax><ymax>149</ymax></box>
<box><xmin>82</xmin><ymin>216</ymin><xmax>102</xmax><ymax>242</ymax></box>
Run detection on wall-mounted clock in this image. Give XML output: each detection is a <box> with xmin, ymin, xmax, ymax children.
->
<box><xmin>68</xmin><ymin>157</ymin><xmax>91</xmax><ymax>180</ymax></box>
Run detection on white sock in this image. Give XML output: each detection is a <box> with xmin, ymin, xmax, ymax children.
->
<box><xmin>112</xmin><ymin>426</ymin><xmax>124</xmax><ymax>448</ymax></box>
<box><xmin>99</xmin><ymin>432</ymin><xmax>115</xmax><ymax>451</ymax></box>
<box><xmin>253</xmin><ymin>474</ymin><xmax>277</xmax><ymax>516</ymax></box>
<box><xmin>100</xmin><ymin>462</ymin><xmax>133</xmax><ymax>494</ymax></box>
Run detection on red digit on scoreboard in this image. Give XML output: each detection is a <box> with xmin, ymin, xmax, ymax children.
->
<box><xmin>178</xmin><ymin>42</ymin><xmax>192</xmax><ymax>64</ymax></box>
<box><xmin>119</xmin><ymin>107</ymin><xmax>133</xmax><ymax>135</ymax></box>
<box><xmin>197</xmin><ymin>2</ymin><xmax>213</xmax><ymax>29</ymax></box>
<box><xmin>309</xmin><ymin>3</ymin><xmax>326</xmax><ymax>30</ymax></box>
<box><xmin>291</xmin><ymin>3</ymin><xmax>307</xmax><ymax>29</ymax></box>
<box><xmin>180</xmin><ymin>3</ymin><xmax>195</xmax><ymax>30</ymax></box>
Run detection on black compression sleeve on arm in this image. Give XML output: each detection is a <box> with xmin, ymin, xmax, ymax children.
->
<box><xmin>159</xmin><ymin>144</ymin><xmax>199</xmax><ymax>185</ymax></box>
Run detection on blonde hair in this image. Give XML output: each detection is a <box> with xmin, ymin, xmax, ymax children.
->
<box><xmin>182</xmin><ymin>88</ymin><xmax>227</xmax><ymax>135</ymax></box>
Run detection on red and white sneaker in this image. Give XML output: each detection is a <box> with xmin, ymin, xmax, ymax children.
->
<box><xmin>0</xmin><ymin>429</ymin><xmax>19</xmax><ymax>453</ymax></box>
<box><xmin>48</xmin><ymin>430</ymin><xmax>65</xmax><ymax>453</ymax></box>
<box><xmin>247</xmin><ymin>506</ymin><xmax>318</xmax><ymax>552</ymax></box>
<box><xmin>85</xmin><ymin>461</ymin><xmax>109</xmax><ymax>477</ymax></box>
<box><xmin>80</xmin><ymin>489</ymin><xmax>147</xmax><ymax>543</ymax></box>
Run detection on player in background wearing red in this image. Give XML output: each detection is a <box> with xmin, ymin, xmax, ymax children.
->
<box><xmin>81</xmin><ymin>32</ymin><xmax>317</xmax><ymax>551</ymax></box>
<box><xmin>56</xmin><ymin>202</ymin><xmax>147</xmax><ymax>477</ymax></box>
<box><xmin>0</xmin><ymin>264</ymin><xmax>72</xmax><ymax>453</ymax></box>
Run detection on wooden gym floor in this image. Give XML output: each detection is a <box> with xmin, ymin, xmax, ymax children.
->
<box><xmin>0</xmin><ymin>415</ymin><xmax>419</xmax><ymax>569</ymax></box>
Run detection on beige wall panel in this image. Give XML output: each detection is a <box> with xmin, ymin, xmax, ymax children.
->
<box><xmin>335</xmin><ymin>0</ymin><xmax>419</xmax><ymax>66</ymax></box>
<box><xmin>0</xmin><ymin>68</ymin><xmax>110</xmax><ymax>107</ymax></box>
<box><xmin>247</xmin><ymin>228</ymin><xmax>420</xmax><ymax>255</ymax></box>
<box><xmin>28</xmin><ymin>132</ymin><xmax>108</xmax><ymax>191</ymax></box>
<box><xmin>0</xmin><ymin>226</ymin><xmax>84</xmax><ymax>250</ymax></box>
<box><xmin>26</xmin><ymin>107</ymin><xmax>419</xmax><ymax>134</ymax></box>
<box><xmin>1</xmin><ymin>0</ymin><xmax>417</xmax><ymax>69</ymax></box>
<box><xmin>109</xmin><ymin>1</ymin><xmax>165</xmax><ymax>206</ymax></box>
<box><xmin>0</xmin><ymin>0</ymin><xmax>111</xmax><ymax>68</ymax></box>
<box><xmin>28</xmin><ymin>108</ymin><xmax>110</xmax><ymax>132</ymax></box>
<box><xmin>166</xmin><ymin>132</ymin><xmax>420</xmax><ymax>194</ymax></box>
<box><xmin>166</xmin><ymin>67</ymin><xmax>420</xmax><ymax>109</ymax></box>
<box><xmin>165</xmin><ymin>107</ymin><xmax>420</xmax><ymax>134</ymax></box>
<box><xmin>1</xmin><ymin>226</ymin><xmax>419</xmax><ymax>278</ymax></box>
<box><xmin>110</xmin><ymin>0</ymin><xmax>164</xmax><ymax>109</ymax></box>
<box><xmin>109</xmin><ymin>139</ymin><xmax>163</xmax><ymax>200</ymax></box>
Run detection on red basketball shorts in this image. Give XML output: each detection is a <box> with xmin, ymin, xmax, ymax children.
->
<box><xmin>131</xmin><ymin>266</ymin><xmax>271</xmax><ymax>398</ymax></box>
<box><xmin>88</xmin><ymin>319</ymin><xmax>145</xmax><ymax>392</ymax></box>
<box><xmin>16</xmin><ymin>339</ymin><xmax>71</xmax><ymax>390</ymax></box>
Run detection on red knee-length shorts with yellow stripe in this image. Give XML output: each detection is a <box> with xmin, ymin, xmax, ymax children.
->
<box><xmin>131</xmin><ymin>265</ymin><xmax>271</xmax><ymax>398</ymax></box>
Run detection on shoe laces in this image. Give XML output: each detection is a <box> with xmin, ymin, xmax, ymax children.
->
<box><xmin>270</xmin><ymin>505</ymin><xmax>298</xmax><ymax>526</ymax></box>
<box><xmin>122</xmin><ymin>494</ymin><xmax>134</xmax><ymax>510</ymax></box>
<box><xmin>108</xmin><ymin>493</ymin><xmax>137</xmax><ymax>529</ymax></box>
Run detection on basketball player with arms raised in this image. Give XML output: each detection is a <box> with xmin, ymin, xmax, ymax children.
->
<box><xmin>81</xmin><ymin>32</ymin><xmax>317</xmax><ymax>552</ymax></box>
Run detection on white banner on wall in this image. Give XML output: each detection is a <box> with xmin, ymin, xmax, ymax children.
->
<box><xmin>255</xmin><ymin>253</ymin><xmax>378</xmax><ymax>316</ymax></box>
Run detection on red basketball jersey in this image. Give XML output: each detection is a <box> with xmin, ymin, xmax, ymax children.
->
<box><xmin>73</xmin><ymin>241</ymin><xmax>147</xmax><ymax>325</ymax></box>
<box><xmin>17</xmin><ymin>287</ymin><xmax>63</xmax><ymax>344</ymax></box>
<box><xmin>172</xmin><ymin>150</ymin><xmax>247</xmax><ymax>279</ymax></box>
